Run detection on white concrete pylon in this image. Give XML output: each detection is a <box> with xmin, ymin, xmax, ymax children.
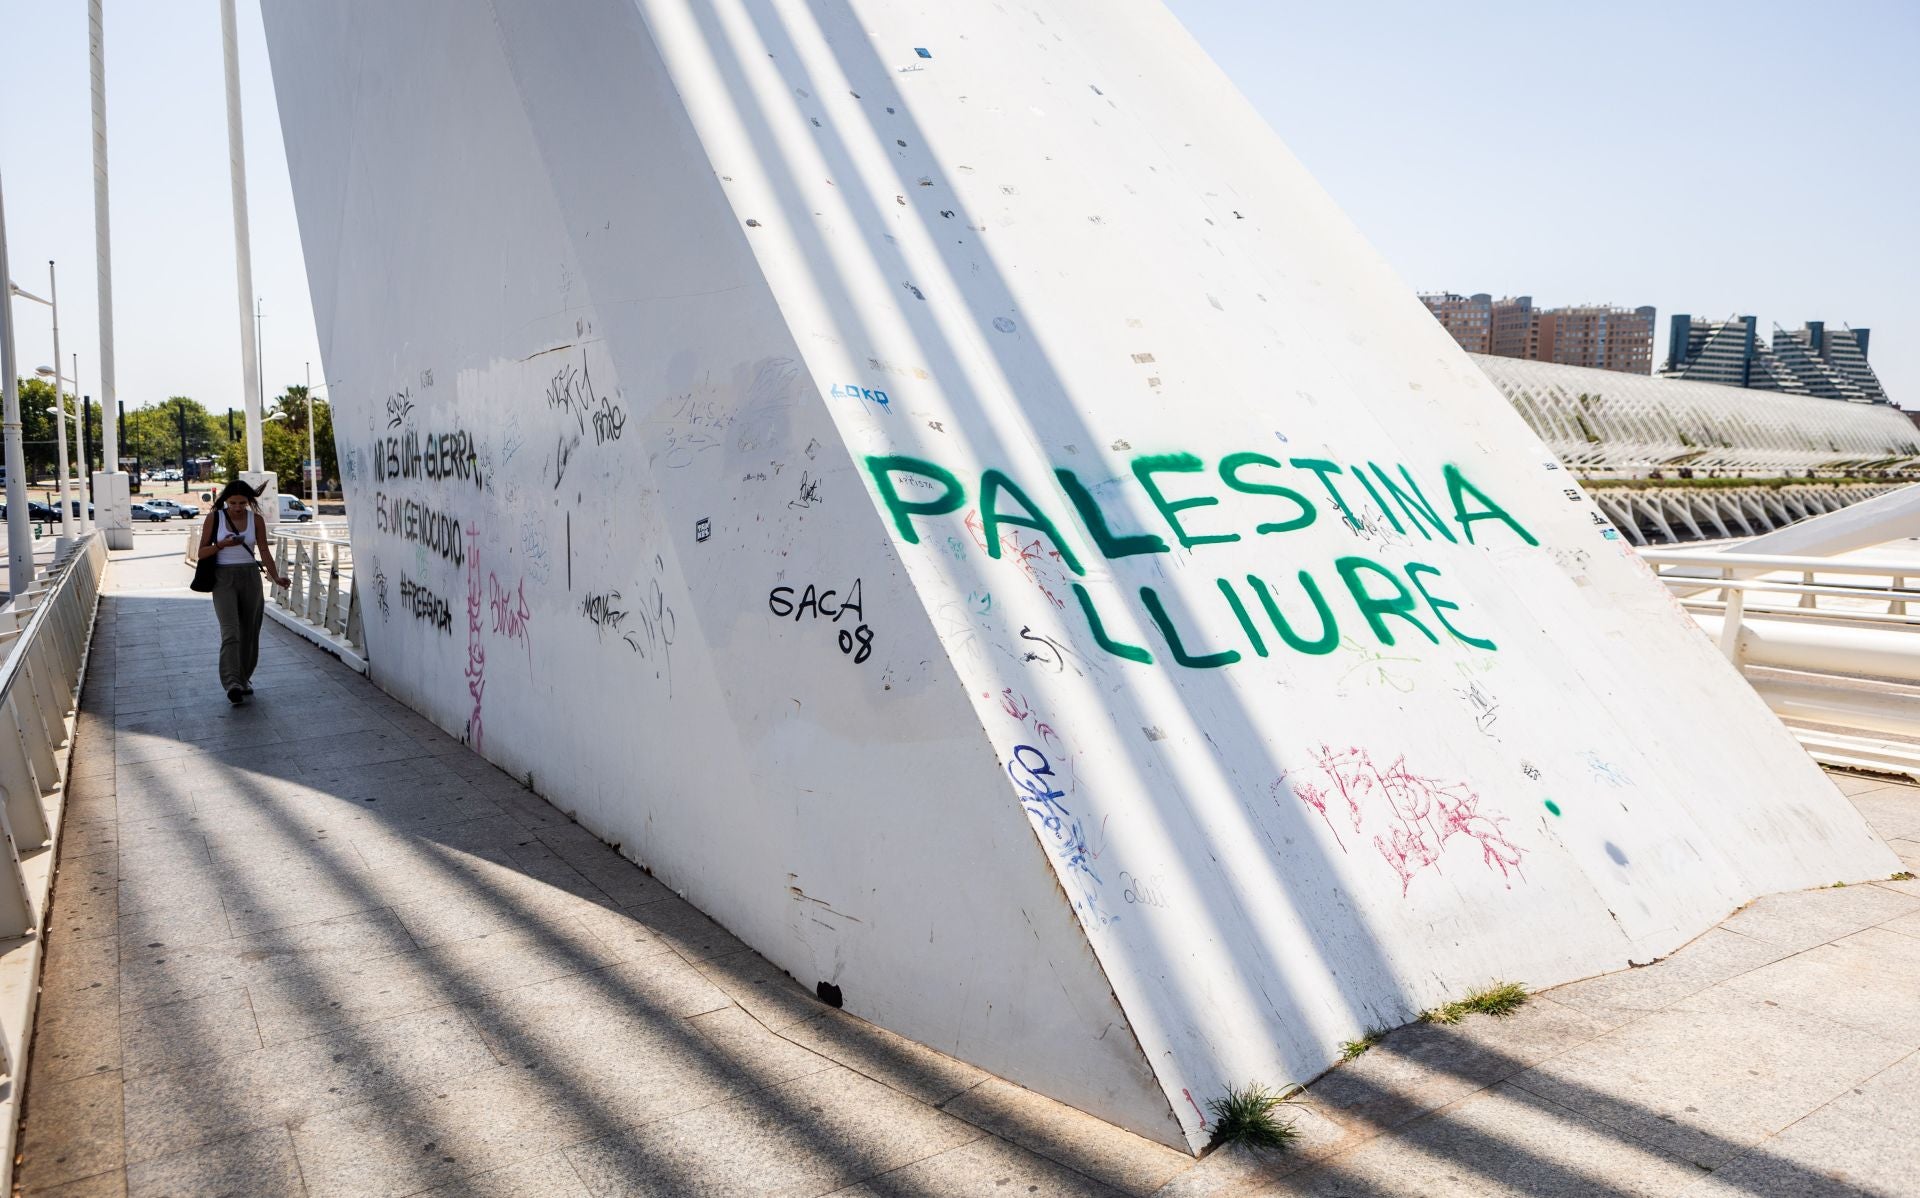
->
<box><xmin>260</xmin><ymin>0</ymin><xmax>1901</xmax><ymax>1150</ymax></box>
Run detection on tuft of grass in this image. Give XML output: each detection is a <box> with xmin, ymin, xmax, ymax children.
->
<box><xmin>1892</xmin><ymin>872</ymin><xmax>1916</xmax><ymax>882</ymax></box>
<box><xmin>1339</xmin><ymin>1030</ymin><xmax>1385</xmax><ymax>1061</ymax></box>
<box><xmin>1422</xmin><ymin>981</ymin><xmax>1529</xmax><ymax>1025</ymax></box>
<box><xmin>1206</xmin><ymin>1083</ymin><xmax>1302</xmax><ymax>1152</ymax></box>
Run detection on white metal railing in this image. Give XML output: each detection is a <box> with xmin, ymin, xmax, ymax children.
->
<box><xmin>0</xmin><ymin>533</ymin><xmax>107</xmax><ymax>1081</ymax></box>
<box><xmin>1643</xmin><ymin>547</ymin><xmax>1920</xmax><ymax>778</ymax></box>
<box><xmin>266</xmin><ymin>526</ymin><xmax>366</xmax><ymax>670</ymax></box>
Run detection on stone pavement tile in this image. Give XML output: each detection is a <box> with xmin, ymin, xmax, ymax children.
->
<box><xmin>49</xmin><ymin>857</ymin><xmax>121</xmax><ymax>941</ymax></box>
<box><xmin>1883</xmin><ymin>838</ymin><xmax>1920</xmax><ymax>869</ymax></box>
<box><xmin>1820</xmin><ymin>1048</ymin><xmax>1920</xmax><ymax>1132</ymax></box>
<box><xmin>109</xmin><ymin>784</ymin><xmax>195</xmax><ymax>825</ymax></box>
<box><xmin>695</xmin><ymin>950</ymin><xmax>825</xmax><ymax>1032</ymax></box>
<box><xmin>1507</xmin><ymin>986</ymin><xmax>1909</xmax><ymax>1169</ymax></box>
<box><xmin>1301</xmin><ymin>1017</ymin><xmax>1531</xmax><ymax>1139</ymax></box>
<box><xmin>1147</xmin><ymin>1111</ymin><xmax>1349</xmax><ymax>1198</ymax></box>
<box><xmin>532</xmin><ymin>826</ymin><xmax>672</xmax><ymax>908</ymax></box>
<box><xmin>247</xmin><ymin>921</ymin><xmax>621</xmax><ymax>1045</ymax></box>
<box><xmin>217</xmin><ymin>871</ymin><xmax>387</xmax><ymax>936</ymax></box>
<box><xmin>779</xmin><ymin>1008</ymin><xmax>989</xmax><ymax>1108</ymax></box>
<box><xmin>268</xmin><ymin>706</ymin><xmax>395</xmax><ymax>741</ymax></box>
<box><xmin>119</xmin><ymin>908</ymin><xmax>420</xmax><ymax>1013</ymax></box>
<box><xmin>63</xmin><ymin>789</ymin><xmax>118</xmax><ymax>824</ymax></box>
<box><xmin>1715</xmin><ymin>884</ymin><xmax>1920</xmax><ymax>953</ymax></box>
<box><xmin>16</xmin><ymin>1070</ymin><xmax>126</xmax><ymax>1191</ymax></box>
<box><xmin>120</xmin><ymin>987</ymin><xmax>262</xmax><ymax>1078</ymax></box>
<box><xmin>60</xmin><ymin>818</ymin><xmax>120</xmax><ymax>859</ymax></box>
<box><xmin>125</xmin><ymin>1125</ymin><xmax>306</xmax><ymax>1198</ymax></box>
<box><xmin>1882</xmin><ymin>904</ymin><xmax>1920</xmax><ymax>939</ymax></box>
<box><xmin>30</xmin><ymin>983</ymin><xmax>122</xmax><ymax>1087</ymax></box>
<box><xmin>1265</xmin><ymin>1082</ymin><xmax>1705</xmax><ymax>1198</ymax></box>
<box><xmin>1875</xmin><ymin>874</ymin><xmax>1920</xmax><ymax>901</ymax></box>
<box><xmin>460</xmin><ymin>956</ymin><xmax>733</xmax><ymax>1068</ymax></box>
<box><xmin>299</xmin><ymin>727</ymin><xmax>438</xmax><ymax>770</ymax></box>
<box><xmin>1432</xmin><ymin>995</ymin><xmax>1617</xmax><ymax>1063</ymax></box>
<box><xmin>622</xmin><ymin>893</ymin><xmax>749</xmax><ymax>962</ymax></box>
<box><xmin>1545</xmin><ymin>930</ymin><xmax>1793</xmax><ymax>1023</ymax></box>
<box><xmin>690</xmin><ymin>1006</ymin><xmax>837</xmax><ymax>1088</ymax></box>
<box><xmin>1845</xmin><ymin>787</ymin><xmax>1920</xmax><ymax>841</ymax></box>
<box><xmin>42</xmin><ymin>928</ymin><xmax>118</xmax><ymax>996</ymax></box>
<box><xmin>1717</xmin><ymin>927</ymin><xmax>1920</xmax><ymax>1047</ymax></box>
<box><xmin>1677</xmin><ymin>1098</ymin><xmax>1920</xmax><ymax>1197</ymax></box>
<box><xmin>112</xmin><ymin>736</ymin><xmax>203</xmax><ymax>767</ymax></box>
<box><xmin>832</xmin><ymin>1133</ymin><xmax>1129</xmax><ymax>1197</ymax></box>
<box><xmin>287</xmin><ymin>1065</ymin><xmax>596</xmax><ymax>1198</ymax></box>
<box><xmin>416</xmin><ymin>1151</ymin><xmax>593</xmax><ymax>1197</ymax></box>
<box><xmin>121</xmin><ymin>1004</ymin><xmax>497</xmax><ymax>1162</ymax></box>
<box><xmin>563</xmin><ymin>1066</ymin><xmax>982</xmax><ymax>1198</ymax></box>
<box><xmin>943</xmin><ymin>1078</ymin><xmax>1191</xmax><ymax>1195</ymax></box>
<box><xmin>573</xmin><ymin>902</ymin><xmax>680</xmax><ymax>962</ymax></box>
<box><xmin>114</xmin><ymin>901</ymin><xmax>232</xmax><ymax>955</ymax></box>
<box><xmin>31</xmin><ymin>1168</ymin><xmax>128</xmax><ymax>1197</ymax></box>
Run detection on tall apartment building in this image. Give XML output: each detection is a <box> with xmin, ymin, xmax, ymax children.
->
<box><xmin>1663</xmin><ymin>315</ymin><xmax>1889</xmax><ymax>404</ymax></box>
<box><xmin>1420</xmin><ymin>293</ymin><xmax>1655</xmax><ymax>374</ymax></box>
<box><xmin>1419</xmin><ymin>292</ymin><xmax>1494</xmax><ymax>353</ymax></box>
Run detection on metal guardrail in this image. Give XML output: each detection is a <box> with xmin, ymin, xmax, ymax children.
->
<box><xmin>1644</xmin><ymin>547</ymin><xmax>1920</xmax><ymax>778</ymax></box>
<box><xmin>0</xmin><ymin>533</ymin><xmax>106</xmax><ymax>1090</ymax></box>
<box><xmin>266</xmin><ymin>526</ymin><xmax>366</xmax><ymax>671</ymax></box>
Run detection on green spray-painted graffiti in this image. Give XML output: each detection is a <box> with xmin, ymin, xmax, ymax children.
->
<box><xmin>865</xmin><ymin>452</ymin><xmax>1537</xmax><ymax>669</ymax></box>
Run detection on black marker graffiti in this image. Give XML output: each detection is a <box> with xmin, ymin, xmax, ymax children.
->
<box><xmin>788</xmin><ymin>471</ymin><xmax>823</xmax><ymax>510</ymax></box>
<box><xmin>581</xmin><ymin>589</ymin><xmax>629</xmax><ymax>638</ymax></box>
<box><xmin>552</xmin><ymin>433</ymin><xmax>579</xmax><ymax>490</ymax></box>
<box><xmin>591</xmin><ymin>394</ymin><xmax>626</xmax><ymax>445</ymax></box>
<box><xmin>1018</xmin><ymin>625</ymin><xmax>1085</xmax><ymax>676</ymax></box>
<box><xmin>372</xmin><ymin>427</ymin><xmax>482</xmax><ymax>490</ymax></box>
<box><xmin>385</xmin><ymin>389</ymin><xmax>415</xmax><ymax>428</ymax></box>
<box><xmin>620</xmin><ymin>557</ymin><xmax>677</xmax><ymax>692</ymax></box>
<box><xmin>768</xmin><ymin>578</ymin><xmax>873</xmax><ymax>664</ymax></box>
<box><xmin>373</xmin><ymin>491</ymin><xmax>466</xmax><ymax>566</ymax></box>
<box><xmin>399</xmin><ymin>573</ymin><xmax>454</xmax><ymax>635</ymax></box>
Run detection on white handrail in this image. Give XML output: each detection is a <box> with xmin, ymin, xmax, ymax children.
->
<box><xmin>0</xmin><ymin>532</ymin><xmax>107</xmax><ymax>1093</ymax></box>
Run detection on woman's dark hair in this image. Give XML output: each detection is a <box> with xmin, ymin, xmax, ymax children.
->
<box><xmin>214</xmin><ymin>479</ymin><xmax>260</xmax><ymax>513</ymax></box>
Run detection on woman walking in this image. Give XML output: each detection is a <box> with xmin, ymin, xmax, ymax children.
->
<box><xmin>198</xmin><ymin>481</ymin><xmax>291</xmax><ymax>704</ymax></box>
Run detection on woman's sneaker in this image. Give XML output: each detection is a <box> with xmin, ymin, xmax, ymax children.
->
<box><xmin>227</xmin><ymin>686</ymin><xmax>245</xmax><ymax>705</ymax></box>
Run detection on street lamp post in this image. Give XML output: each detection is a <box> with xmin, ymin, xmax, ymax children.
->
<box><xmin>0</xmin><ymin>169</ymin><xmax>35</xmax><ymax>600</ymax></box>
<box><xmin>15</xmin><ymin>263</ymin><xmax>73</xmax><ymax>542</ymax></box>
<box><xmin>37</xmin><ymin>364</ymin><xmax>88</xmax><ymax>538</ymax></box>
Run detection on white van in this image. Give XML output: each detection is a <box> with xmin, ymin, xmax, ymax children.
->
<box><xmin>278</xmin><ymin>495</ymin><xmax>315</xmax><ymax>522</ymax></box>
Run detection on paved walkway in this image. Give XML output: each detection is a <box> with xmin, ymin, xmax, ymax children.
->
<box><xmin>17</xmin><ymin>533</ymin><xmax>1920</xmax><ymax>1196</ymax></box>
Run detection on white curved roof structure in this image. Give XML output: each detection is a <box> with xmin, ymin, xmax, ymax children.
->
<box><xmin>1476</xmin><ymin>354</ymin><xmax>1920</xmax><ymax>474</ymax></box>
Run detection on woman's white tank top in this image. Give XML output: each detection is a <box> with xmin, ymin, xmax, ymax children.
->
<box><xmin>214</xmin><ymin>510</ymin><xmax>258</xmax><ymax>566</ymax></box>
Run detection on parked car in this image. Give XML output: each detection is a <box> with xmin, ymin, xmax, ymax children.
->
<box><xmin>279</xmin><ymin>495</ymin><xmax>314</xmax><ymax>523</ymax></box>
<box><xmin>142</xmin><ymin>499</ymin><xmax>184</xmax><ymax>519</ymax></box>
<box><xmin>131</xmin><ymin>503</ymin><xmax>173</xmax><ymax>522</ymax></box>
<box><xmin>171</xmin><ymin>499</ymin><xmax>201</xmax><ymax>518</ymax></box>
<box><xmin>0</xmin><ymin>501</ymin><xmax>63</xmax><ymax>522</ymax></box>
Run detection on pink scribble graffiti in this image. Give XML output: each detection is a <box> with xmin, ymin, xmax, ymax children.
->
<box><xmin>464</xmin><ymin>525</ymin><xmax>486</xmax><ymax>750</ymax></box>
<box><xmin>965</xmin><ymin>508</ymin><xmax>1070</xmax><ymax>610</ymax></box>
<box><xmin>488</xmin><ymin>572</ymin><xmax>533</xmax><ymax>663</ymax></box>
<box><xmin>1276</xmin><ymin>746</ymin><xmax>1525</xmax><ymax>896</ymax></box>
<box><xmin>1182</xmin><ymin>1088</ymin><xmax>1210</xmax><ymax>1129</ymax></box>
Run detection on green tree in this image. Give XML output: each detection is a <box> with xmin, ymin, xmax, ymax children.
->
<box><xmin>14</xmin><ymin>377</ymin><xmax>63</xmax><ymax>482</ymax></box>
<box><xmin>268</xmin><ymin>383</ymin><xmax>339</xmax><ymax>496</ymax></box>
<box><xmin>120</xmin><ymin>397</ymin><xmax>230</xmax><ymax>484</ymax></box>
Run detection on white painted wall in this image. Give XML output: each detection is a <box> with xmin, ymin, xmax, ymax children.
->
<box><xmin>264</xmin><ymin>0</ymin><xmax>1900</xmax><ymax>1152</ymax></box>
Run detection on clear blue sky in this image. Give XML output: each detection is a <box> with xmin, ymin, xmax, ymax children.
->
<box><xmin>3</xmin><ymin>1</ymin><xmax>1914</xmax><ymax>417</ymax></box>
